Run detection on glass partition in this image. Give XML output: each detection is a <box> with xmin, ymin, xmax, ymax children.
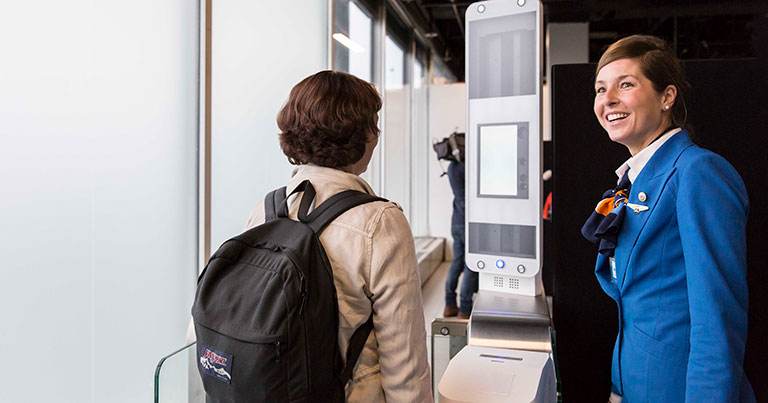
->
<box><xmin>410</xmin><ymin>52</ymin><xmax>429</xmax><ymax>235</ymax></box>
<box><xmin>431</xmin><ymin>318</ymin><xmax>468</xmax><ymax>399</ymax></box>
<box><xmin>155</xmin><ymin>342</ymin><xmax>204</xmax><ymax>403</ymax></box>
<box><xmin>384</xmin><ymin>33</ymin><xmax>411</xmax><ymax>219</ymax></box>
<box><xmin>0</xmin><ymin>1</ymin><xmax>199</xmax><ymax>401</ymax></box>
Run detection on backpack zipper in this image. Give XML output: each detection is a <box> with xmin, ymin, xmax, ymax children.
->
<box><xmin>275</xmin><ymin>341</ymin><xmax>281</xmax><ymax>363</ymax></box>
<box><xmin>281</xmin><ymin>250</ymin><xmax>308</xmax><ymax>318</ymax></box>
<box><xmin>298</xmin><ymin>275</ymin><xmax>307</xmax><ymax>317</ymax></box>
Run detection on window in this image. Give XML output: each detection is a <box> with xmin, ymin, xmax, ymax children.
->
<box><xmin>333</xmin><ymin>0</ymin><xmax>373</xmax><ymax>82</ymax></box>
<box><xmin>410</xmin><ymin>46</ymin><xmax>429</xmax><ymax>235</ymax></box>
<box><xmin>383</xmin><ymin>32</ymin><xmax>410</xmax><ymax>219</ymax></box>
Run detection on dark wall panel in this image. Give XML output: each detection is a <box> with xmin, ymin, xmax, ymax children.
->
<box><xmin>551</xmin><ymin>63</ymin><xmax>622</xmax><ymax>402</ymax></box>
<box><xmin>551</xmin><ymin>59</ymin><xmax>768</xmax><ymax>401</ymax></box>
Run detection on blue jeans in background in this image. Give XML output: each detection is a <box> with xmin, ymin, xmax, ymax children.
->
<box><xmin>444</xmin><ymin>224</ymin><xmax>478</xmax><ymax>315</ymax></box>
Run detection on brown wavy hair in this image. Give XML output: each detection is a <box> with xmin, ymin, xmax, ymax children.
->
<box><xmin>597</xmin><ymin>35</ymin><xmax>691</xmax><ymax>131</ymax></box>
<box><xmin>277</xmin><ymin>70</ymin><xmax>381</xmax><ymax>168</ymax></box>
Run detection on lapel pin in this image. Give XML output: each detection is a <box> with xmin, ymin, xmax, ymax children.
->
<box><xmin>638</xmin><ymin>192</ymin><xmax>648</xmax><ymax>202</ymax></box>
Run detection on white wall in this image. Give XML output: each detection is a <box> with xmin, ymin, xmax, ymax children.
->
<box><xmin>0</xmin><ymin>1</ymin><xmax>199</xmax><ymax>402</ymax></box>
<box><xmin>210</xmin><ymin>0</ymin><xmax>328</xmax><ymax>250</ymax></box>
<box><xmin>427</xmin><ymin>83</ymin><xmax>466</xmax><ymax>259</ymax></box>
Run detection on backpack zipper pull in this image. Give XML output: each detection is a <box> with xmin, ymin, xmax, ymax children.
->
<box><xmin>275</xmin><ymin>341</ymin><xmax>281</xmax><ymax>363</ymax></box>
<box><xmin>298</xmin><ymin>276</ymin><xmax>307</xmax><ymax>317</ymax></box>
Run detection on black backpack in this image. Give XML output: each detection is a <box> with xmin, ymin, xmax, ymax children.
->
<box><xmin>191</xmin><ymin>180</ymin><xmax>386</xmax><ymax>403</ymax></box>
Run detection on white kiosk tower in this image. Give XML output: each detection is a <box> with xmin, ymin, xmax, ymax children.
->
<box><xmin>438</xmin><ymin>1</ymin><xmax>556</xmax><ymax>402</ymax></box>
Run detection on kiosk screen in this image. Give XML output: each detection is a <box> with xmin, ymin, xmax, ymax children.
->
<box><xmin>478</xmin><ymin>123</ymin><xmax>529</xmax><ymax>199</ymax></box>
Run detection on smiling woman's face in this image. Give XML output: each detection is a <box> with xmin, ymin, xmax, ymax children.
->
<box><xmin>594</xmin><ymin>58</ymin><xmax>673</xmax><ymax>155</ymax></box>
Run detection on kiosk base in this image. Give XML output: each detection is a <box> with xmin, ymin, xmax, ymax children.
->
<box><xmin>438</xmin><ymin>345</ymin><xmax>556</xmax><ymax>403</ymax></box>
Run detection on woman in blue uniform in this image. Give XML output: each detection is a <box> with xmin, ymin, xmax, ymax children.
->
<box><xmin>582</xmin><ymin>35</ymin><xmax>755</xmax><ymax>402</ymax></box>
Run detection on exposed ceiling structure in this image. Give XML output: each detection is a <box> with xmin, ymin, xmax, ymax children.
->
<box><xmin>396</xmin><ymin>0</ymin><xmax>768</xmax><ymax>81</ymax></box>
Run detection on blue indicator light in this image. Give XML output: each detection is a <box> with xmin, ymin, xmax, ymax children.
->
<box><xmin>496</xmin><ymin>259</ymin><xmax>505</xmax><ymax>269</ymax></box>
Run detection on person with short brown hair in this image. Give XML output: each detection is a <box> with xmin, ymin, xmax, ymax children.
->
<box><xmin>247</xmin><ymin>70</ymin><xmax>433</xmax><ymax>402</ymax></box>
<box><xmin>583</xmin><ymin>35</ymin><xmax>754</xmax><ymax>402</ymax></box>
<box><xmin>277</xmin><ymin>70</ymin><xmax>382</xmax><ymax>171</ymax></box>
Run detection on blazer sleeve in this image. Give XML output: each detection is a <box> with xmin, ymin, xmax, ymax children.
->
<box><xmin>676</xmin><ymin>152</ymin><xmax>749</xmax><ymax>402</ymax></box>
<box><xmin>367</xmin><ymin>205</ymin><xmax>433</xmax><ymax>403</ymax></box>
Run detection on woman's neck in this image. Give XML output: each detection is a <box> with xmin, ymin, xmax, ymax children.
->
<box><xmin>629</xmin><ymin>122</ymin><xmax>676</xmax><ymax>156</ymax></box>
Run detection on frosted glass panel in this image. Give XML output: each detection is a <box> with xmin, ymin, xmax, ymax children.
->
<box><xmin>468</xmin><ymin>12</ymin><xmax>536</xmax><ymax>99</ymax></box>
<box><xmin>211</xmin><ymin>1</ymin><xmax>326</xmax><ymax>251</ymax></box>
<box><xmin>0</xmin><ymin>1</ymin><xmax>198</xmax><ymax>402</ymax></box>
<box><xmin>386</xmin><ymin>36</ymin><xmax>405</xmax><ymax>90</ymax></box>
<box><xmin>384</xmin><ymin>34</ymin><xmax>410</xmax><ymax>219</ymax></box>
<box><xmin>411</xmin><ymin>59</ymin><xmax>429</xmax><ymax>235</ymax></box>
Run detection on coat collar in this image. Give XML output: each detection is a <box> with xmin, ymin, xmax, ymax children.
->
<box><xmin>634</xmin><ymin>130</ymin><xmax>693</xmax><ymax>181</ymax></box>
<box><xmin>287</xmin><ymin>164</ymin><xmax>376</xmax><ymax>203</ymax></box>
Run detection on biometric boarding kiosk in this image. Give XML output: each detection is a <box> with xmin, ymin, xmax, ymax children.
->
<box><xmin>438</xmin><ymin>1</ymin><xmax>556</xmax><ymax>402</ymax></box>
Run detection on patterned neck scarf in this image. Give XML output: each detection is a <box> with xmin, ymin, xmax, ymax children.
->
<box><xmin>581</xmin><ymin>171</ymin><xmax>631</xmax><ymax>257</ymax></box>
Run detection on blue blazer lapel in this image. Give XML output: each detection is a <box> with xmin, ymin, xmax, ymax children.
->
<box><xmin>615</xmin><ymin>131</ymin><xmax>695</xmax><ymax>289</ymax></box>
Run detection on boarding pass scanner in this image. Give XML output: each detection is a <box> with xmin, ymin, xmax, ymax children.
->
<box><xmin>438</xmin><ymin>1</ymin><xmax>556</xmax><ymax>402</ymax></box>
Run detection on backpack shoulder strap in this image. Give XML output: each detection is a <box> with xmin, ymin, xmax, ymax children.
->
<box><xmin>305</xmin><ymin>190</ymin><xmax>387</xmax><ymax>234</ymax></box>
<box><xmin>264</xmin><ymin>186</ymin><xmax>288</xmax><ymax>221</ymax></box>
<box><xmin>339</xmin><ymin>313</ymin><xmax>374</xmax><ymax>385</ymax></box>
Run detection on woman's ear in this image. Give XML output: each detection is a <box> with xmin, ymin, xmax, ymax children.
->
<box><xmin>662</xmin><ymin>84</ymin><xmax>678</xmax><ymax>109</ymax></box>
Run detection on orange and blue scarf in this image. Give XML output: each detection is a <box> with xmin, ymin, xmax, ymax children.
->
<box><xmin>581</xmin><ymin>172</ymin><xmax>631</xmax><ymax>257</ymax></box>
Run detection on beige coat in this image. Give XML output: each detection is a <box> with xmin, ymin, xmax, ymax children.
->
<box><xmin>246</xmin><ymin>165</ymin><xmax>432</xmax><ymax>403</ymax></box>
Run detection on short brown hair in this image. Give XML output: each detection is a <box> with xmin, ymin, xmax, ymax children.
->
<box><xmin>597</xmin><ymin>35</ymin><xmax>690</xmax><ymax>129</ymax></box>
<box><xmin>277</xmin><ymin>70</ymin><xmax>381</xmax><ymax>168</ymax></box>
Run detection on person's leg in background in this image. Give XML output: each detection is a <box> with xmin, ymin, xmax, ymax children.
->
<box><xmin>458</xmin><ymin>268</ymin><xmax>478</xmax><ymax>319</ymax></box>
<box><xmin>444</xmin><ymin>224</ymin><xmax>466</xmax><ymax>317</ymax></box>
<box><xmin>454</xmin><ymin>225</ymin><xmax>477</xmax><ymax>319</ymax></box>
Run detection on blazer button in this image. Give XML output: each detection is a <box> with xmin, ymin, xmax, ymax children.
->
<box><xmin>638</xmin><ymin>192</ymin><xmax>647</xmax><ymax>202</ymax></box>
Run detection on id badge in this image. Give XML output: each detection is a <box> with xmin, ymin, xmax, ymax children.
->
<box><xmin>610</xmin><ymin>257</ymin><xmax>617</xmax><ymax>284</ymax></box>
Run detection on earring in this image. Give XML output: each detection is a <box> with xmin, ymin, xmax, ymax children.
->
<box><xmin>664</xmin><ymin>105</ymin><xmax>670</xmax><ymax>110</ymax></box>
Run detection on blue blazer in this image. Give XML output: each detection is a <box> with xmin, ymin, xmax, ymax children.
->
<box><xmin>594</xmin><ymin>131</ymin><xmax>755</xmax><ymax>402</ymax></box>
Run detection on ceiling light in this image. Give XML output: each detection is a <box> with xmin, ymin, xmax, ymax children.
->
<box><xmin>332</xmin><ymin>33</ymin><xmax>364</xmax><ymax>53</ymax></box>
